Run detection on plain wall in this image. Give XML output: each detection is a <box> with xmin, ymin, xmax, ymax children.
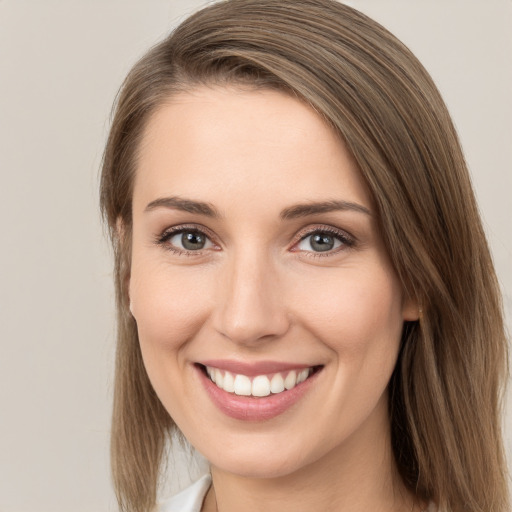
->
<box><xmin>0</xmin><ymin>1</ymin><xmax>510</xmax><ymax>510</ymax></box>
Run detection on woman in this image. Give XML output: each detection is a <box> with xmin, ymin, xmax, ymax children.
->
<box><xmin>100</xmin><ymin>1</ymin><xmax>509</xmax><ymax>511</ymax></box>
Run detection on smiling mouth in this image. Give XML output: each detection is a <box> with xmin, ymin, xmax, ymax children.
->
<box><xmin>198</xmin><ymin>364</ymin><xmax>323</xmax><ymax>398</ymax></box>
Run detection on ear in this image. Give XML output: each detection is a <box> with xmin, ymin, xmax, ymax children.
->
<box><xmin>402</xmin><ymin>294</ymin><xmax>420</xmax><ymax>322</ymax></box>
<box><xmin>126</xmin><ymin>267</ymin><xmax>133</xmax><ymax>317</ymax></box>
<box><xmin>116</xmin><ymin>215</ymin><xmax>126</xmax><ymax>240</ymax></box>
<box><xmin>116</xmin><ymin>215</ymin><xmax>134</xmax><ymax>315</ymax></box>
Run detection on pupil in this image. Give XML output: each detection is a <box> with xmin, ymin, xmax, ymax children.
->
<box><xmin>311</xmin><ymin>234</ymin><xmax>334</xmax><ymax>252</ymax></box>
<box><xmin>182</xmin><ymin>232</ymin><xmax>205</xmax><ymax>250</ymax></box>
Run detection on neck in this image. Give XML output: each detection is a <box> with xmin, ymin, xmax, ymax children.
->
<box><xmin>202</xmin><ymin>400</ymin><xmax>417</xmax><ymax>512</ymax></box>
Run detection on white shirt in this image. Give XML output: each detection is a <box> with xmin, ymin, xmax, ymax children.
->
<box><xmin>159</xmin><ymin>474</ymin><xmax>212</xmax><ymax>512</ymax></box>
<box><xmin>158</xmin><ymin>474</ymin><xmax>438</xmax><ymax>512</ymax></box>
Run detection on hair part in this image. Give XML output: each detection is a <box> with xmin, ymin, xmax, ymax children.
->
<box><xmin>100</xmin><ymin>1</ymin><xmax>509</xmax><ymax>511</ymax></box>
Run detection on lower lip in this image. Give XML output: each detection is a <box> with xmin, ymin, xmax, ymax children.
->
<box><xmin>197</xmin><ymin>366</ymin><xmax>321</xmax><ymax>421</ymax></box>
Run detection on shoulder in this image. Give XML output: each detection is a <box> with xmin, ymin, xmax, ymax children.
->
<box><xmin>158</xmin><ymin>474</ymin><xmax>212</xmax><ymax>512</ymax></box>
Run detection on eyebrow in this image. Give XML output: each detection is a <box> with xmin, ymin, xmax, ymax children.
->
<box><xmin>280</xmin><ymin>200</ymin><xmax>371</xmax><ymax>219</ymax></box>
<box><xmin>144</xmin><ymin>196</ymin><xmax>371</xmax><ymax>219</ymax></box>
<box><xmin>145</xmin><ymin>196</ymin><xmax>221</xmax><ymax>217</ymax></box>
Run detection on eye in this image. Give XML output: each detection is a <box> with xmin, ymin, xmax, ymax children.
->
<box><xmin>158</xmin><ymin>227</ymin><xmax>215</xmax><ymax>253</ymax></box>
<box><xmin>294</xmin><ymin>228</ymin><xmax>354</xmax><ymax>254</ymax></box>
<box><xmin>171</xmin><ymin>230</ymin><xmax>213</xmax><ymax>251</ymax></box>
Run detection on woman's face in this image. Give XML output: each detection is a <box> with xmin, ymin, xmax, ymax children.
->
<box><xmin>129</xmin><ymin>86</ymin><xmax>418</xmax><ymax>479</ymax></box>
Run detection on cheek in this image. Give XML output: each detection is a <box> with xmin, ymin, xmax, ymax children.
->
<box><xmin>293</xmin><ymin>265</ymin><xmax>404</xmax><ymax>359</ymax></box>
<box><xmin>129</xmin><ymin>260</ymin><xmax>217</xmax><ymax>421</ymax></box>
<box><xmin>130</xmin><ymin>260</ymin><xmax>213</xmax><ymax>357</ymax></box>
<box><xmin>288</xmin><ymin>265</ymin><xmax>404</xmax><ymax>442</ymax></box>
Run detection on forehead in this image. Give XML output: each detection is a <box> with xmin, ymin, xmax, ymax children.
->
<box><xmin>133</xmin><ymin>86</ymin><xmax>372</xmax><ymax>214</ymax></box>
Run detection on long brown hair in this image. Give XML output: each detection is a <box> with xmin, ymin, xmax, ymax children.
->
<box><xmin>100</xmin><ymin>1</ymin><xmax>509</xmax><ymax>511</ymax></box>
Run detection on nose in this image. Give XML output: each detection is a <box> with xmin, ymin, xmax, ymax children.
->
<box><xmin>212</xmin><ymin>250</ymin><xmax>290</xmax><ymax>346</ymax></box>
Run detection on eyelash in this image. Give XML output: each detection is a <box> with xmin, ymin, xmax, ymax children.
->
<box><xmin>293</xmin><ymin>226</ymin><xmax>355</xmax><ymax>258</ymax></box>
<box><xmin>155</xmin><ymin>224</ymin><xmax>218</xmax><ymax>255</ymax></box>
<box><xmin>155</xmin><ymin>224</ymin><xmax>356</xmax><ymax>257</ymax></box>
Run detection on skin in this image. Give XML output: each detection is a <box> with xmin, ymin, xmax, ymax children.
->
<box><xmin>129</xmin><ymin>86</ymin><xmax>420</xmax><ymax>512</ymax></box>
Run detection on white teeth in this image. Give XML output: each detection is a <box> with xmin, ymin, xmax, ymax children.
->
<box><xmin>252</xmin><ymin>375</ymin><xmax>271</xmax><ymax>397</ymax></box>
<box><xmin>214</xmin><ymin>368</ymin><xmax>224</xmax><ymax>387</ymax></box>
<box><xmin>234</xmin><ymin>374</ymin><xmax>252</xmax><ymax>396</ymax></box>
<box><xmin>284</xmin><ymin>370</ymin><xmax>297</xmax><ymax>390</ymax></box>
<box><xmin>270</xmin><ymin>373</ymin><xmax>285</xmax><ymax>393</ymax></box>
<box><xmin>223</xmin><ymin>371</ymin><xmax>235</xmax><ymax>393</ymax></box>
<box><xmin>205</xmin><ymin>366</ymin><xmax>313</xmax><ymax>397</ymax></box>
<box><xmin>297</xmin><ymin>369</ymin><xmax>309</xmax><ymax>384</ymax></box>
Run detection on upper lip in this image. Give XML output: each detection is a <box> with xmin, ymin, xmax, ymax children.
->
<box><xmin>198</xmin><ymin>359</ymin><xmax>319</xmax><ymax>377</ymax></box>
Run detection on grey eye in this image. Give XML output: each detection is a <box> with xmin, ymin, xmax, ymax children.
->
<box><xmin>169</xmin><ymin>230</ymin><xmax>213</xmax><ymax>251</ymax></box>
<box><xmin>297</xmin><ymin>232</ymin><xmax>343</xmax><ymax>252</ymax></box>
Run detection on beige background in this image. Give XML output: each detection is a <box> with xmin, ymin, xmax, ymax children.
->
<box><xmin>0</xmin><ymin>1</ymin><xmax>510</xmax><ymax>510</ymax></box>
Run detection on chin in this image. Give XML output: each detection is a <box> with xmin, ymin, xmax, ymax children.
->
<box><xmin>212</xmin><ymin>457</ymin><xmax>303</xmax><ymax>480</ymax></box>
<box><xmin>202</xmin><ymin>438</ymin><xmax>320</xmax><ymax>480</ymax></box>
